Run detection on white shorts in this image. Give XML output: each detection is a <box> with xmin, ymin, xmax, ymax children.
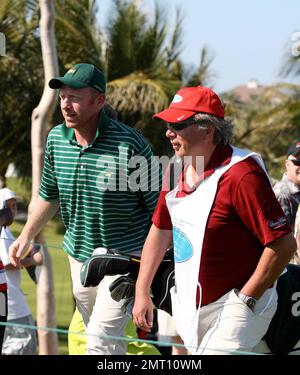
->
<box><xmin>196</xmin><ymin>288</ymin><xmax>277</xmax><ymax>355</ymax></box>
<box><xmin>157</xmin><ymin>309</ymin><xmax>177</xmax><ymax>338</ymax></box>
<box><xmin>2</xmin><ymin>314</ymin><xmax>37</xmax><ymax>355</ymax></box>
<box><xmin>68</xmin><ymin>255</ymin><xmax>129</xmax><ymax>355</ymax></box>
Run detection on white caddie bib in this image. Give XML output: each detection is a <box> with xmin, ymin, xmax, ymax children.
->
<box><xmin>165</xmin><ymin>146</ymin><xmax>267</xmax><ymax>353</ymax></box>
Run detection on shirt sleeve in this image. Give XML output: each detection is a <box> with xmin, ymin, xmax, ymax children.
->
<box><xmin>234</xmin><ymin>169</ymin><xmax>291</xmax><ymax>246</ymax></box>
<box><xmin>152</xmin><ymin>188</ymin><xmax>173</xmax><ymax>230</ymax></box>
<box><xmin>134</xmin><ymin>142</ymin><xmax>162</xmax><ymax>216</ymax></box>
<box><xmin>152</xmin><ymin>159</ymin><xmax>183</xmax><ymax>230</ymax></box>
<box><xmin>39</xmin><ymin>136</ymin><xmax>59</xmax><ymax>201</ymax></box>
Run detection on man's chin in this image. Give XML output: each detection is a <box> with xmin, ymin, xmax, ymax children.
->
<box><xmin>65</xmin><ymin>121</ymin><xmax>77</xmax><ymax>128</ymax></box>
<box><xmin>175</xmin><ymin>150</ymin><xmax>186</xmax><ymax>159</ymax></box>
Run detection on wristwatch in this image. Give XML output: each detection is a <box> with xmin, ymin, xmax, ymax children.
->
<box><xmin>234</xmin><ymin>289</ymin><xmax>257</xmax><ymax>311</ymax></box>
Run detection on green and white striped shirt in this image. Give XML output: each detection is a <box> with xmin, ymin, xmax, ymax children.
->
<box><xmin>39</xmin><ymin>110</ymin><xmax>161</xmax><ymax>261</ymax></box>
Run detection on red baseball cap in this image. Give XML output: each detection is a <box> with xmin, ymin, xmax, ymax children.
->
<box><xmin>153</xmin><ymin>86</ymin><xmax>225</xmax><ymax>123</ymax></box>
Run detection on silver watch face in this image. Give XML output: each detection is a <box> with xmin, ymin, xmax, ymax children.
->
<box><xmin>234</xmin><ymin>289</ymin><xmax>256</xmax><ymax>310</ymax></box>
<box><xmin>246</xmin><ymin>298</ymin><xmax>256</xmax><ymax>309</ymax></box>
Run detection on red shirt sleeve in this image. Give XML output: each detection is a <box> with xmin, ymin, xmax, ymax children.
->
<box><xmin>152</xmin><ymin>189</ymin><xmax>173</xmax><ymax>230</ymax></box>
<box><xmin>233</xmin><ymin>161</ymin><xmax>291</xmax><ymax>246</ymax></box>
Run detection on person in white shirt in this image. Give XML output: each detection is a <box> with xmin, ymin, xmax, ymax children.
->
<box><xmin>0</xmin><ymin>184</ymin><xmax>43</xmax><ymax>355</ymax></box>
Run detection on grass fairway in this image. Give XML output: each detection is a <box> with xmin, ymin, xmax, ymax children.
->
<box><xmin>10</xmin><ymin>219</ymin><xmax>73</xmax><ymax>355</ymax></box>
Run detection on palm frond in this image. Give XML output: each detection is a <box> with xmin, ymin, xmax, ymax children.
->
<box><xmin>107</xmin><ymin>72</ymin><xmax>170</xmax><ymax>114</ymax></box>
<box><xmin>166</xmin><ymin>6</ymin><xmax>184</xmax><ymax>66</ymax></box>
<box><xmin>186</xmin><ymin>46</ymin><xmax>216</xmax><ymax>87</ymax></box>
<box><xmin>225</xmin><ymin>82</ymin><xmax>300</xmax><ymax>177</ymax></box>
<box><xmin>55</xmin><ymin>0</ymin><xmax>103</xmax><ymax>68</ymax></box>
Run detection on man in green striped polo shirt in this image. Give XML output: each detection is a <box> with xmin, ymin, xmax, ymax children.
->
<box><xmin>9</xmin><ymin>63</ymin><xmax>161</xmax><ymax>354</ymax></box>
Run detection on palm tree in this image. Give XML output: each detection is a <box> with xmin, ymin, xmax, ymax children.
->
<box><xmin>55</xmin><ymin>0</ymin><xmax>103</xmax><ymax>69</ymax></box>
<box><xmin>106</xmin><ymin>1</ymin><xmax>183</xmax><ymax>110</ymax></box>
<box><xmin>31</xmin><ymin>0</ymin><xmax>60</xmax><ymax>354</ymax></box>
<box><xmin>222</xmin><ymin>83</ymin><xmax>300</xmax><ymax>178</ymax></box>
<box><xmin>0</xmin><ymin>0</ymin><xmax>42</xmax><ymax>176</ymax></box>
<box><xmin>280</xmin><ymin>33</ymin><xmax>300</xmax><ymax>78</ymax></box>
<box><xmin>186</xmin><ymin>46</ymin><xmax>216</xmax><ymax>87</ymax></box>
<box><xmin>102</xmin><ymin>0</ymin><xmax>184</xmax><ymax>155</ymax></box>
<box><xmin>0</xmin><ymin>0</ymin><xmax>216</xmax><ymax>167</ymax></box>
<box><xmin>0</xmin><ymin>0</ymin><xmax>104</xmax><ymax>175</ymax></box>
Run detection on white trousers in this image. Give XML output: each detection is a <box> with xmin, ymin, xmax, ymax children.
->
<box><xmin>195</xmin><ymin>288</ymin><xmax>277</xmax><ymax>355</ymax></box>
<box><xmin>68</xmin><ymin>256</ymin><xmax>129</xmax><ymax>355</ymax></box>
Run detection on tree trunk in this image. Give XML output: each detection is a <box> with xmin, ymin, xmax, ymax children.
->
<box><xmin>29</xmin><ymin>0</ymin><xmax>59</xmax><ymax>355</ymax></box>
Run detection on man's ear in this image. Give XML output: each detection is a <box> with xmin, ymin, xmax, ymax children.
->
<box><xmin>92</xmin><ymin>91</ymin><xmax>105</xmax><ymax>107</ymax></box>
<box><xmin>97</xmin><ymin>94</ymin><xmax>106</xmax><ymax>106</ymax></box>
<box><xmin>284</xmin><ymin>159</ymin><xmax>290</xmax><ymax>170</ymax></box>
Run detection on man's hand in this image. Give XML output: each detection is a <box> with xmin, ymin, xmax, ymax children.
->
<box><xmin>9</xmin><ymin>236</ymin><xmax>31</xmax><ymax>268</ymax></box>
<box><xmin>132</xmin><ymin>293</ymin><xmax>154</xmax><ymax>332</ymax></box>
<box><xmin>132</xmin><ymin>225</ymin><xmax>172</xmax><ymax>332</ymax></box>
<box><xmin>8</xmin><ymin>197</ymin><xmax>59</xmax><ymax>268</ymax></box>
<box><xmin>21</xmin><ymin>245</ymin><xmax>43</xmax><ymax>267</ymax></box>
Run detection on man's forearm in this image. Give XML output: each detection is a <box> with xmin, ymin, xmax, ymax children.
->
<box><xmin>241</xmin><ymin>233</ymin><xmax>296</xmax><ymax>299</ymax></box>
<box><xmin>21</xmin><ymin>196</ymin><xmax>59</xmax><ymax>240</ymax></box>
<box><xmin>133</xmin><ymin>224</ymin><xmax>172</xmax><ymax>331</ymax></box>
<box><xmin>135</xmin><ymin>224</ymin><xmax>172</xmax><ymax>295</ymax></box>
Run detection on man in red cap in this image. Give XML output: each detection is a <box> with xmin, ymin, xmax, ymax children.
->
<box><xmin>132</xmin><ymin>86</ymin><xmax>296</xmax><ymax>354</ymax></box>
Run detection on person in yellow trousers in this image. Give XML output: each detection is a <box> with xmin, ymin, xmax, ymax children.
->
<box><xmin>68</xmin><ymin>308</ymin><xmax>161</xmax><ymax>355</ymax></box>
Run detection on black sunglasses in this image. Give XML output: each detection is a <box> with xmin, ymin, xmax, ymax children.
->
<box><xmin>290</xmin><ymin>159</ymin><xmax>300</xmax><ymax>166</ymax></box>
<box><xmin>167</xmin><ymin>120</ymin><xmax>197</xmax><ymax>131</ymax></box>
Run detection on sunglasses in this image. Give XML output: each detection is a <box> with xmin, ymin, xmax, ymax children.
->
<box><xmin>290</xmin><ymin>159</ymin><xmax>300</xmax><ymax>166</ymax></box>
<box><xmin>167</xmin><ymin>120</ymin><xmax>197</xmax><ymax>131</ymax></box>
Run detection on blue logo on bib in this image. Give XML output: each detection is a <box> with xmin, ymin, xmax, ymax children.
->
<box><xmin>173</xmin><ymin>227</ymin><xmax>193</xmax><ymax>262</ymax></box>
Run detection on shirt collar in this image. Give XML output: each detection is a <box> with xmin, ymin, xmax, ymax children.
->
<box><xmin>60</xmin><ymin>109</ymin><xmax>110</xmax><ymax>144</ymax></box>
<box><xmin>204</xmin><ymin>144</ymin><xmax>233</xmax><ymax>173</ymax></box>
<box><xmin>179</xmin><ymin>144</ymin><xmax>233</xmax><ymax>193</ymax></box>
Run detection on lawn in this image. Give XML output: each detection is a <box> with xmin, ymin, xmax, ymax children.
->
<box><xmin>10</xmin><ymin>218</ymin><xmax>73</xmax><ymax>355</ymax></box>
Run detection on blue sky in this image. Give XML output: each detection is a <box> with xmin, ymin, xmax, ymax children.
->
<box><xmin>96</xmin><ymin>0</ymin><xmax>300</xmax><ymax>93</ymax></box>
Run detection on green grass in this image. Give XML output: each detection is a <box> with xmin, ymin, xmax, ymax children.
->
<box><xmin>6</xmin><ymin>177</ymin><xmax>32</xmax><ymax>207</ymax></box>
<box><xmin>10</xmin><ymin>219</ymin><xmax>73</xmax><ymax>355</ymax></box>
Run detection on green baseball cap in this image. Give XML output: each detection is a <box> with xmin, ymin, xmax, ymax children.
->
<box><xmin>49</xmin><ymin>63</ymin><xmax>106</xmax><ymax>93</ymax></box>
